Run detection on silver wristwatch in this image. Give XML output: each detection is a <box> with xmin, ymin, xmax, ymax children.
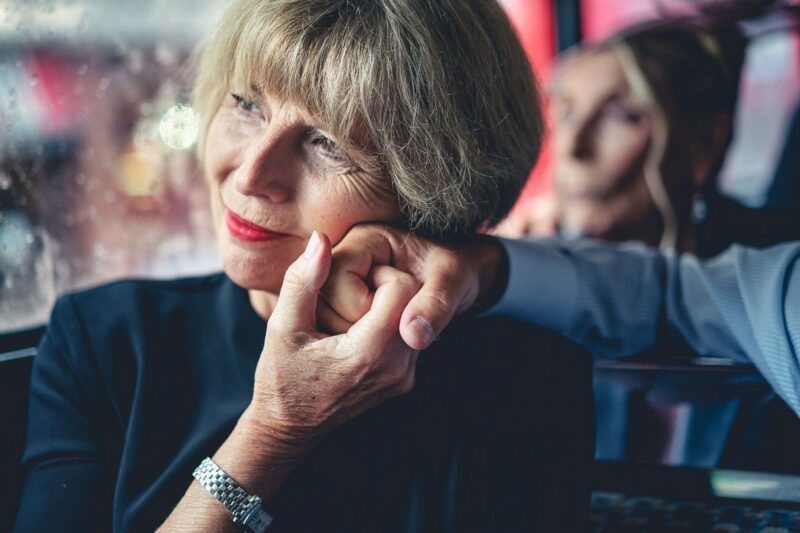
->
<box><xmin>192</xmin><ymin>457</ymin><xmax>274</xmax><ymax>532</ymax></box>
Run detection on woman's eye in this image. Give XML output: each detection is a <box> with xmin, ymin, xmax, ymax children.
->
<box><xmin>230</xmin><ymin>93</ymin><xmax>261</xmax><ymax>115</ymax></box>
<box><xmin>309</xmin><ymin>131</ymin><xmax>347</xmax><ymax>162</ymax></box>
<box><xmin>604</xmin><ymin>102</ymin><xmax>643</xmax><ymax>124</ymax></box>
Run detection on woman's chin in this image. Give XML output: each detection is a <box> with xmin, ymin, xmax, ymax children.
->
<box><xmin>220</xmin><ymin>255</ymin><xmax>288</xmax><ymax>293</ymax></box>
<box><xmin>216</xmin><ymin>233</ymin><xmax>300</xmax><ymax>292</ymax></box>
<box><xmin>561</xmin><ymin>210</ymin><xmax>611</xmax><ymax>240</ymax></box>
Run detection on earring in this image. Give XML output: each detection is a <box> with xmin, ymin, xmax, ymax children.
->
<box><xmin>691</xmin><ymin>192</ymin><xmax>708</xmax><ymax>225</ymax></box>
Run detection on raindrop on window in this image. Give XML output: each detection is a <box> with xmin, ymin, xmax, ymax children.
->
<box><xmin>30</xmin><ymin>74</ymin><xmax>38</xmax><ymax>87</ymax></box>
<box><xmin>0</xmin><ymin>174</ymin><xmax>11</xmax><ymax>191</ymax></box>
<box><xmin>159</xmin><ymin>104</ymin><xmax>199</xmax><ymax>151</ymax></box>
<box><xmin>98</xmin><ymin>77</ymin><xmax>110</xmax><ymax>91</ymax></box>
<box><xmin>77</xmin><ymin>64</ymin><xmax>88</xmax><ymax>76</ymax></box>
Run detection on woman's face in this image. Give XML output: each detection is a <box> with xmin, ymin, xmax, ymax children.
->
<box><xmin>550</xmin><ymin>49</ymin><xmax>661</xmax><ymax>243</ymax></box>
<box><xmin>204</xmin><ymin>88</ymin><xmax>402</xmax><ymax>293</ymax></box>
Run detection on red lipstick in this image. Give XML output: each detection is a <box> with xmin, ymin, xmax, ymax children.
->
<box><xmin>225</xmin><ymin>210</ymin><xmax>287</xmax><ymax>242</ymax></box>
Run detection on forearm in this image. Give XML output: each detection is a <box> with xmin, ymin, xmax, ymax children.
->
<box><xmin>668</xmin><ymin>243</ymin><xmax>800</xmax><ymax>416</ymax></box>
<box><xmin>157</xmin><ymin>407</ymin><xmax>308</xmax><ymax>532</ymax></box>
<box><xmin>489</xmin><ymin>237</ymin><xmax>666</xmax><ymax>358</ymax></box>
<box><xmin>489</xmin><ymin>236</ymin><xmax>800</xmax><ymax>416</ymax></box>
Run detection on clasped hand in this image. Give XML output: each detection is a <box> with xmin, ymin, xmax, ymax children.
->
<box><xmin>248</xmin><ymin>231</ymin><xmax>420</xmax><ymax>453</ymax></box>
<box><xmin>248</xmin><ymin>225</ymin><xmax>494</xmax><ymax>457</ymax></box>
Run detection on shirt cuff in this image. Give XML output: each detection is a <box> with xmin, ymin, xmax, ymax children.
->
<box><xmin>485</xmin><ymin>237</ymin><xmax>579</xmax><ymax>335</ymax></box>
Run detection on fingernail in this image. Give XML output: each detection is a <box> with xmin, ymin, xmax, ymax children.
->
<box><xmin>305</xmin><ymin>231</ymin><xmax>320</xmax><ymax>259</ymax></box>
<box><xmin>409</xmin><ymin>316</ymin><xmax>435</xmax><ymax>347</ymax></box>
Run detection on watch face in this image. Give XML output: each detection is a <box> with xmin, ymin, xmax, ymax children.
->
<box><xmin>244</xmin><ymin>508</ymin><xmax>273</xmax><ymax>532</ymax></box>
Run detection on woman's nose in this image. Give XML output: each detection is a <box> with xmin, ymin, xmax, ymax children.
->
<box><xmin>233</xmin><ymin>131</ymin><xmax>295</xmax><ymax>203</ymax></box>
<box><xmin>564</xmin><ymin>118</ymin><xmax>595</xmax><ymax>161</ymax></box>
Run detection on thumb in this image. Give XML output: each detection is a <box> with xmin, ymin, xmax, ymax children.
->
<box><xmin>270</xmin><ymin>231</ymin><xmax>332</xmax><ymax>337</ymax></box>
<box><xmin>399</xmin><ymin>264</ymin><xmax>478</xmax><ymax>351</ymax></box>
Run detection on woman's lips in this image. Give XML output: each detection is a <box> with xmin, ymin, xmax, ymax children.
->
<box><xmin>225</xmin><ymin>210</ymin><xmax>288</xmax><ymax>242</ymax></box>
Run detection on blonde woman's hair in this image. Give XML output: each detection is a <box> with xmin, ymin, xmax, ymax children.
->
<box><xmin>610</xmin><ymin>23</ymin><xmax>744</xmax><ymax>250</ymax></box>
<box><xmin>193</xmin><ymin>0</ymin><xmax>543</xmax><ymax>236</ymax></box>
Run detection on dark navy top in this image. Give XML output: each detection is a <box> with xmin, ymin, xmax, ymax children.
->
<box><xmin>13</xmin><ymin>274</ymin><xmax>593</xmax><ymax>533</ymax></box>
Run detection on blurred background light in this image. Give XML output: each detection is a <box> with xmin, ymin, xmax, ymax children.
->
<box><xmin>158</xmin><ymin>103</ymin><xmax>198</xmax><ymax>151</ymax></box>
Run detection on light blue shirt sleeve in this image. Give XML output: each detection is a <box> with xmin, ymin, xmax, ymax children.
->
<box><xmin>489</xmin><ymin>237</ymin><xmax>800</xmax><ymax>417</ymax></box>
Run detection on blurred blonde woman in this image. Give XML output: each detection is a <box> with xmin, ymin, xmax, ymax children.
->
<box><xmin>505</xmin><ymin>21</ymin><xmax>800</xmax><ymax>256</ymax></box>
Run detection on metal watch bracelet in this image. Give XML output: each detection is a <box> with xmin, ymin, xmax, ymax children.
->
<box><xmin>192</xmin><ymin>456</ymin><xmax>274</xmax><ymax>532</ymax></box>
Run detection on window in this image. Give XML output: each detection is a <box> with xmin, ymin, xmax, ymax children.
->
<box><xmin>0</xmin><ymin>0</ymin><xmax>225</xmax><ymax>332</ymax></box>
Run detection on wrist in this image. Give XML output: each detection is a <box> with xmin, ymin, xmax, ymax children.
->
<box><xmin>470</xmin><ymin>236</ymin><xmax>508</xmax><ymax>313</ymax></box>
<box><xmin>238</xmin><ymin>405</ymin><xmax>317</xmax><ymax>465</ymax></box>
<box><xmin>200</xmin><ymin>406</ymin><xmax>313</xmax><ymax>505</ymax></box>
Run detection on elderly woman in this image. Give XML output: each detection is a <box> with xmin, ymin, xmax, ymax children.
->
<box><xmin>13</xmin><ymin>1</ymin><xmax>592</xmax><ymax>532</ymax></box>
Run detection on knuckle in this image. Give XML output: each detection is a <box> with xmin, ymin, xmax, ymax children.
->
<box><xmin>424</xmin><ymin>288</ymin><xmax>453</xmax><ymax>316</ymax></box>
<box><xmin>436</xmin><ymin>250</ymin><xmax>462</xmax><ymax>275</ymax></box>
<box><xmin>387</xmin><ymin>365</ymin><xmax>406</xmax><ymax>384</ymax></box>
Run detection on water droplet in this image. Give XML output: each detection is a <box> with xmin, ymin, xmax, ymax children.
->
<box><xmin>25</xmin><ymin>233</ymin><xmax>34</xmax><ymax>244</ymax></box>
<box><xmin>98</xmin><ymin>77</ymin><xmax>110</xmax><ymax>91</ymax></box>
<box><xmin>93</xmin><ymin>244</ymin><xmax>106</xmax><ymax>258</ymax></box>
<box><xmin>127</xmin><ymin>50</ymin><xmax>144</xmax><ymax>74</ymax></box>
<box><xmin>159</xmin><ymin>104</ymin><xmax>200</xmax><ymax>150</ymax></box>
<box><xmin>29</xmin><ymin>74</ymin><xmax>38</xmax><ymax>87</ymax></box>
<box><xmin>77</xmin><ymin>64</ymin><xmax>88</xmax><ymax>76</ymax></box>
<box><xmin>0</xmin><ymin>174</ymin><xmax>11</xmax><ymax>190</ymax></box>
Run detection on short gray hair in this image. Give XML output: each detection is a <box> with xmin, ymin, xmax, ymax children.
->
<box><xmin>194</xmin><ymin>0</ymin><xmax>543</xmax><ymax>236</ymax></box>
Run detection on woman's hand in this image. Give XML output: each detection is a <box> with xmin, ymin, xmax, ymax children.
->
<box><xmin>246</xmin><ymin>231</ymin><xmax>420</xmax><ymax>455</ymax></box>
<box><xmin>319</xmin><ymin>225</ymin><xmax>507</xmax><ymax>351</ymax></box>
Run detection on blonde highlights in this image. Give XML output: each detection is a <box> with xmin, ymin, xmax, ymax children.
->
<box><xmin>194</xmin><ymin>0</ymin><xmax>543</xmax><ymax>236</ymax></box>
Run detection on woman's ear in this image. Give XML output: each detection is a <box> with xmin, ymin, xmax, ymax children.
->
<box><xmin>691</xmin><ymin>112</ymin><xmax>733</xmax><ymax>189</ymax></box>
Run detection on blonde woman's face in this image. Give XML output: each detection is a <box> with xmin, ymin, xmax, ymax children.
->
<box><xmin>550</xmin><ymin>50</ymin><xmax>660</xmax><ymax>243</ymax></box>
<box><xmin>204</xmin><ymin>88</ymin><xmax>401</xmax><ymax>293</ymax></box>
